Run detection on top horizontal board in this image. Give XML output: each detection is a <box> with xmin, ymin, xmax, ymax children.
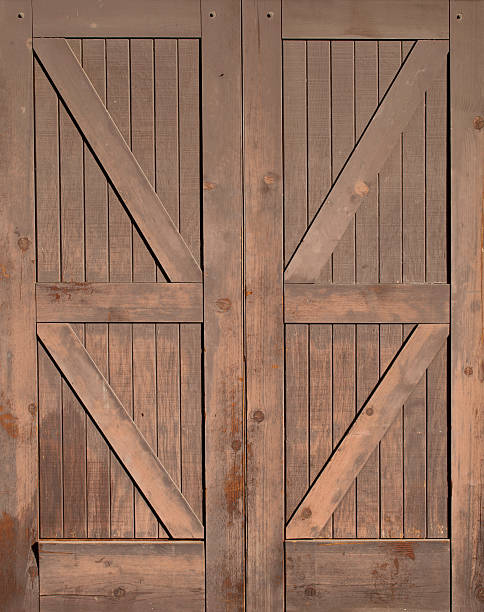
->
<box><xmin>33</xmin><ymin>0</ymin><xmax>201</xmax><ymax>37</ymax></box>
<box><xmin>282</xmin><ymin>0</ymin><xmax>449</xmax><ymax>39</ymax></box>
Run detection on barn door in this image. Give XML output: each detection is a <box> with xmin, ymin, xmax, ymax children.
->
<box><xmin>1</xmin><ymin>0</ymin><xmax>483</xmax><ymax>610</ymax></box>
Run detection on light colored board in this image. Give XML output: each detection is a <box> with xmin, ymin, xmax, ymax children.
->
<box><xmin>83</xmin><ymin>38</ymin><xmax>110</xmax><ymax>539</ymax></box>
<box><xmin>426</xmin><ymin>35</ymin><xmax>448</xmax><ymax>540</ymax></box>
<box><xmin>37</xmin><ymin>323</ymin><xmax>203</xmax><ymax>538</ymax></box>
<box><xmin>285</xmin><ymin>40</ymin><xmax>448</xmax><ymax>284</ymax></box>
<box><xmin>243</xmin><ymin>1</ymin><xmax>284</xmax><ymax>608</ymax></box>
<box><xmin>59</xmin><ymin>40</ymin><xmax>88</xmax><ymax>539</ymax></box>
<box><xmin>105</xmin><ymin>39</ymin><xmax>134</xmax><ymax>538</ymax></box>
<box><xmin>33</xmin><ymin>37</ymin><xmax>201</xmax><ymax>283</ymax></box>
<box><xmin>39</xmin><ymin>540</ymin><xmax>204</xmax><ymax>611</ymax></box>
<box><xmin>36</xmin><ymin>283</ymin><xmax>203</xmax><ymax>322</ymax></box>
<box><xmin>0</xmin><ymin>4</ymin><xmax>37</xmax><ymax>608</ymax></box>
<box><xmin>286</xmin><ymin>324</ymin><xmax>448</xmax><ymax>538</ymax></box>
<box><xmin>285</xmin><ymin>284</ymin><xmax>450</xmax><ymax>323</ymax></box>
<box><xmin>201</xmin><ymin>2</ymin><xmax>245</xmax><ymax>609</ymax></box>
<box><xmin>33</xmin><ymin>0</ymin><xmax>201</xmax><ymax>37</ymax></box>
<box><xmin>451</xmin><ymin>2</ymin><xmax>484</xmax><ymax>609</ymax></box>
<box><xmin>282</xmin><ymin>0</ymin><xmax>449</xmax><ymax>39</ymax></box>
<box><xmin>286</xmin><ymin>539</ymin><xmax>450</xmax><ymax>611</ymax></box>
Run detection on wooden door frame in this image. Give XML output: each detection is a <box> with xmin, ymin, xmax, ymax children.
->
<box><xmin>1</xmin><ymin>0</ymin><xmax>483</xmax><ymax>609</ymax></box>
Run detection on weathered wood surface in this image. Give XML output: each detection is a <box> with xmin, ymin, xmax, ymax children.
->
<box><xmin>282</xmin><ymin>0</ymin><xmax>449</xmax><ymax>39</ymax></box>
<box><xmin>285</xmin><ymin>284</ymin><xmax>450</xmax><ymax>323</ymax></box>
<box><xmin>33</xmin><ymin>0</ymin><xmax>201</xmax><ymax>37</ymax></box>
<box><xmin>33</xmin><ymin>37</ymin><xmax>201</xmax><ymax>283</ymax></box>
<box><xmin>286</xmin><ymin>540</ymin><xmax>450</xmax><ymax>611</ymax></box>
<box><xmin>244</xmin><ymin>1</ymin><xmax>284</xmax><ymax>608</ymax></box>
<box><xmin>451</xmin><ymin>2</ymin><xmax>484</xmax><ymax>609</ymax></box>
<box><xmin>0</xmin><ymin>3</ymin><xmax>38</xmax><ymax>609</ymax></box>
<box><xmin>202</xmin><ymin>2</ymin><xmax>245</xmax><ymax>608</ymax></box>
<box><xmin>285</xmin><ymin>40</ymin><xmax>448</xmax><ymax>284</ymax></box>
<box><xmin>37</xmin><ymin>323</ymin><xmax>203</xmax><ymax>538</ymax></box>
<box><xmin>36</xmin><ymin>283</ymin><xmax>203</xmax><ymax>322</ymax></box>
<box><xmin>286</xmin><ymin>324</ymin><xmax>449</xmax><ymax>538</ymax></box>
<box><xmin>39</xmin><ymin>540</ymin><xmax>204</xmax><ymax>611</ymax></box>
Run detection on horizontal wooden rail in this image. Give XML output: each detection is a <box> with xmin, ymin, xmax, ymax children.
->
<box><xmin>284</xmin><ymin>283</ymin><xmax>450</xmax><ymax>323</ymax></box>
<box><xmin>36</xmin><ymin>282</ymin><xmax>203</xmax><ymax>322</ymax></box>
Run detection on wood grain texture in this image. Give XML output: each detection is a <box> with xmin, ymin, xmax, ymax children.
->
<box><xmin>244</xmin><ymin>1</ymin><xmax>284</xmax><ymax>608</ymax></box>
<box><xmin>33</xmin><ymin>0</ymin><xmax>201</xmax><ymax>37</ymax></box>
<box><xmin>33</xmin><ymin>37</ymin><xmax>201</xmax><ymax>283</ymax></box>
<box><xmin>39</xmin><ymin>540</ymin><xmax>204</xmax><ymax>611</ymax></box>
<box><xmin>285</xmin><ymin>40</ymin><xmax>448</xmax><ymax>283</ymax></box>
<box><xmin>451</xmin><ymin>2</ymin><xmax>484</xmax><ymax>609</ymax></box>
<box><xmin>202</xmin><ymin>2</ymin><xmax>245</xmax><ymax>609</ymax></box>
<box><xmin>285</xmin><ymin>284</ymin><xmax>450</xmax><ymax>323</ymax></box>
<box><xmin>37</xmin><ymin>323</ymin><xmax>203</xmax><ymax>538</ymax></box>
<box><xmin>286</xmin><ymin>540</ymin><xmax>450</xmax><ymax>611</ymax></box>
<box><xmin>0</xmin><ymin>4</ymin><xmax>37</xmax><ymax>609</ymax></box>
<box><xmin>286</xmin><ymin>324</ymin><xmax>449</xmax><ymax>538</ymax></box>
<box><xmin>282</xmin><ymin>0</ymin><xmax>449</xmax><ymax>39</ymax></box>
<box><xmin>36</xmin><ymin>282</ymin><xmax>203</xmax><ymax>322</ymax></box>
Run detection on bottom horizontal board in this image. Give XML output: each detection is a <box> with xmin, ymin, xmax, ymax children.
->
<box><xmin>39</xmin><ymin>540</ymin><xmax>204</xmax><ymax>611</ymax></box>
<box><xmin>286</xmin><ymin>539</ymin><xmax>450</xmax><ymax>611</ymax></box>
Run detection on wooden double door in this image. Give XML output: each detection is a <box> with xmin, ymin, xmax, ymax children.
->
<box><xmin>1</xmin><ymin>0</ymin><xmax>482</xmax><ymax>610</ymax></box>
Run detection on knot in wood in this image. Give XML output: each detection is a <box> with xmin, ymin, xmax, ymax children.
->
<box><xmin>304</xmin><ymin>586</ymin><xmax>316</xmax><ymax>597</ymax></box>
<box><xmin>216</xmin><ymin>297</ymin><xmax>231</xmax><ymax>312</ymax></box>
<box><xmin>464</xmin><ymin>366</ymin><xmax>473</xmax><ymax>376</ymax></box>
<box><xmin>354</xmin><ymin>180</ymin><xmax>369</xmax><ymax>197</ymax></box>
<box><xmin>301</xmin><ymin>507</ymin><xmax>312</xmax><ymax>520</ymax></box>
<box><xmin>252</xmin><ymin>410</ymin><xmax>264</xmax><ymax>423</ymax></box>
<box><xmin>231</xmin><ymin>439</ymin><xmax>241</xmax><ymax>451</ymax></box>
<box><xmin>474</xmin><ymin>116</ymin><xmax>484</xmax><ymax>130</ymax></box>
<box><xmin>17</xmin><ymin>236</ymin><xmax>30</xmax><ymax>251</ymax></box>
<box><xmin>366</xmin><ymin>406</ymin><xmax>374</xmax><ymax>416</ymax></box>
<box><xmin>113</xmin><ymin>586</ymin><xmax>126</xmax><ymax>599</ymax></box>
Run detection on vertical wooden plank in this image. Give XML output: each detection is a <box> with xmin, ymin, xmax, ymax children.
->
<box><xmin>355</xmin><ymin>40</ymin><xmax>379</xmax><ymax>539</ymax></box>
<box><xmin>331</xmin><ymin>40</ymin><xmax>356</xmax><ymax>538</ymax></box>
<box><xmin>60</xmin><ymin>39</ymin><xmax>87</xmax><ymax>539</ymax></box>
<box><xmin>202</xmin><ymin>2</ymin><xmax>244</xmax><ymax>609</ymax></box>
<box><xmin>307</xmin><ymin>41</ymin><xmax>333</xmax><ymax>538</ymax></box>
<box><xmin>35</xmin><ymin>53</ymin><xmax>63</xmax><ymax>539</ymax></box>
<box><xmin>308</xmin><ymin>324</ymin><xmax>332</xmax><ymax>538</ymax></box>
<box><xmin>378</xmin><ymin>41</ymin><xmax>403</xmax><ymax>539</ymax></box>
<box><xmin>244</xmin><ymin>1</ymin><xmax>284</xmax><ymax>608</ymax></box>
<box><xmin>106</xmin><ymin>38</ymin><xmax>134</xmax><ymax>538</ymax></box>
<box><xmin>130</xmin><ymin>38</ymin><xmax>158</xmax><ymax>538</ymax></box>
<box><xmin>402</xmin><ymin>41</ymin><xmax>427</xmax><ymax>540</ymax></box>
<box><xmin>426</xmin><ymin>41</ymin><xmax>448</xmax><ymax>540</ymax></box>
<box><xmin>0</xmin><ymin>5</ymin><xmax>37</xmax><ymax>606</ymax></box>
<box><xmin>285</xmin><ymin>325</ymin><xmax>309</xmax><ymax>520</ymax></box>
<box><xmin>82</xmin><ymin>38</ymin><xmax>111</xmax><ymax>539</ymax></box>
<box><xmin>451</xmin><ymin>2</ymin><xmax>484</xmax><ymax>608</ymax></box>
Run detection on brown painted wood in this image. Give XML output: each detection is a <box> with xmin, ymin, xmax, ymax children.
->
<box><xmin>0</xmin><ymin>4</ymin><xmax>37</xmax><ymax>609</ymax></box>
<box><xmin>201</xmin><ymin>2</ymin><xmax>245</xmax><ymax>609</ymax></box>
<box><xmin>39</xmin><ymin>540</ymin><xmax>204</xmax><ymax>611</ymax></box>
<box><xmin>285</xmin><ymin>284</ymin><xmax>450</xmax><ymax>323</ymax></box>
<box><xmin>286</xmin><ymin>540</ymin><xmax>450</xmax><ymax>611</ymax></box>
<box><xmin>244</xmin><ymin>1</ymin><xmax>284</xmax><ymax>608</ymax></box>
<box><xmin>37</xmin><ymin>323</ymin><xmax>203</xmax><ymax>538</ymax></box>
<box><xmin>37</xmin><ymin>283</ymin><xmax>203</xmax><ymax>322</ymax></box>
<box><xmin>282</xmin><ymin>0</ymin><xmax>449</xmax><ymax>39</ymax></box>
<box><xmin>287</xmin><ymin>324</ymin><xmax>449</xmax><ymax>538</ymax></box>
<box><xmin>285</xmin><ymin>40</ymin><xmax>448</xmax><ymax>284</ymax></box>
<box><xmin>33</xmin><ymin>37</ymin><xmax>201</xmax><ymax>283</ymax></box>
<box><xmin>451</xmin><ymin>2</ymin><xmax>484</xmax><ymax>608</ymax></box>
<box><xmin>33</xmin><ymin>0</ymin><xmax>201</xmax><ymax>37</ymax></box>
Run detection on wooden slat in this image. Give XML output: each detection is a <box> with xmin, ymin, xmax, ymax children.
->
<box><xmin>201</xmin><ymin>2</ymin><xmax>245</xmax><ymax>609</ymax></box>
<box><xmin>33</xmin><ymin>38</ymin><xmax>201</xmax><ymax>283</ymax></box>
<box><xmin>285</xmin><ymin>284</ymin><xmax>450</xmax><ymax>323</ymax></box>
<box><xmin>39</xmin><ymin>540</ymin><xmax>204</xmax><ymax>611</ymax></box>
<box><xmin>33</xmin><ymin>0</ymin><xmax>201</xmax><ymax>37</ymax></box>
<box><xmin>286</xmin><ymin>324</ymin><xmax>448</xmax><ymax>538</ymax></box>
<box><xmin>286</xmin><ymin>540</ymin><xmax>450</xmax><ymax>611</ymax></box>
<box><xmin>244</xmin><ymin>1</ymin><xmax>284</xmax><ymax>608</ymax></box>
<box><xmin>282</xmin><ymin>0</ymin><xmax>449</xmax><ymax>39</ymax></box>
<box><xmin>0</xmin><ymin>4</ymin><xmax>37</xmax><ymax>608</ymax></box>
<box><xmin>451</xmin><ymin>2</ymin><xmax>484</xmax><ymax>609</ymax></box>
<box><xmin>36</xmin><ymin>283</ymin><xmax>203</xmax><ymax>322</ymax></box>
<box><xmin>285</xmin><ymin>40</ymin><xmax>448</xmax><ymax>284</ymax></box>
<box><xmin>37</xmin><ymin>323</ymin><xmax>203</xmax><ymax>539</ymax></box>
